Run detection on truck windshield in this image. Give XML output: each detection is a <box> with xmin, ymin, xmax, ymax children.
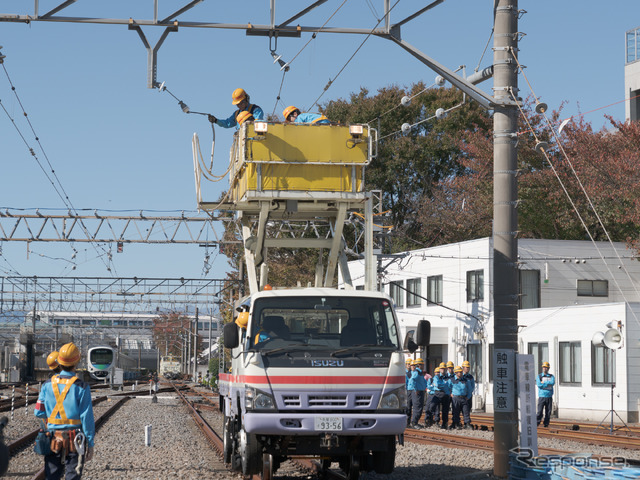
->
<box><xmin>249</xmin><ymin>296</ymin><xmax>400</xmax><ymax>350</ymax></box>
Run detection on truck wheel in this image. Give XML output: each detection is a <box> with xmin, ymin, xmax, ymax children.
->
<box><xmin>239</xmin><ymin>428</ymin><xmax>261</xmax><ymax>475</ymax></box>
<box><xmin>373</xmin><ymin>440</ymin><xmax>396</xmax><ymax>474</ymax></box>
<box><xmin>222</xmin><ymin>417</ymin><xmax>232</xmax><ymax>464</ymax></box>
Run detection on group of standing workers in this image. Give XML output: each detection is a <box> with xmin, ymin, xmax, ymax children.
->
<box><xmin>37</xmin><ymin>344</ymin><xmax>95</xmax><ymax>480</ymax></box>
<box><xmin>207</xmin><ymin>88</ymin><xmax>329</xmax><ymax>128</ymax></box>
<box><xmin>406</xmin><ymin>358</ymin><xmax>475</xmax><ymax>430</ymax></box>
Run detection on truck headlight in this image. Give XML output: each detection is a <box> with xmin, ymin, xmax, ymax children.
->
<box><xmin>245</xmin><ymin>387</ymin><xmax>276</xmax><ymax>411</ymax></box>
<box><xmin>378</xmin><ymin>387</ymin><xmax>406</xmax><ymax>410</ymax></box>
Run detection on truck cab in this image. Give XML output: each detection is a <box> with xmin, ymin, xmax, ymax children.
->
<box><xmin>218</xmin><ymin>287</ymin><xmax>407</xmax><ymax>478</ymax></box>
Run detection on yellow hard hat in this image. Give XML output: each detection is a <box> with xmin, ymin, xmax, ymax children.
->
<box><xmin>454</xmin><ymin>366</ymin><xmax>463</xmax><ymax>373</ymax></box>
<box><xmin>235</xmin><ymin>311</ymin><xmax>249</xmax><ymax>329</ymax></box>
<box><xmin>232</xmin><ymin>88</ymin><xmax>247</xmax><ymax>105</ymax></box>
<box><xmin>438</xmin><ymin>362</ymin><xmax>446</xmax><ymax>369</ymax></box>
<box><xmin>446</xmin><ymin>361</ymin><xmax>454</xmax><ymax>367</ymax></box>
<box><xmin>542</xmin><ymin>361</ymin><xmax>550</xmax><ymax>368</ymax></box>
<box><xmin>415</xmin><ymin>358</ymin><xmax>424</xmax><ymax>365</ymax></box>
<box><xmin>282</xmin><ymin>105</ymin><xmax>299</xmax><ymax>121</ymax></box>
<box><xmin>462</xmin><ymin>360</ymin><xmax>471</xmax><ymax>367</ymax></box>
<box><xmin>57</xmin><ymin>343</ymin><xmax>80</xmax><ymax>367</ymax></box>
<box><xmin>47</xmin><ymin>351</ymin><xmax>59</xmax><ymax>370</ymax></box>
<box><xmin>405</xmin><ymin>358</ymin><xmax>412</xmax><ymax>365</ymax></box>
<box><xmin>236</xmin><ymin>110</ymin><xmax>254</xmax><ymax>125</ymax></box>
<box><xmin>434</xmin><ymin>367</ymin><xmax>440</xmax><ymax>374</ymax></box>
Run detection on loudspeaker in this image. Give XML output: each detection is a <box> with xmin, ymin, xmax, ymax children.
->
<box><xmin>592</xmin><ymin>331</ymin><xmax>605</xmax><ymax>346</ymax></box>
<box><xmin>603</xmin><ymin>328</ymin><xmax>623</xmax><ymax>349</ymax></box>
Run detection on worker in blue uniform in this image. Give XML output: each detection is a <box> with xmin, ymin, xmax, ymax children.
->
<box><xmin>428</xmin><ymin>365</ymin><xmax>452</xmax><ymax>429</ymax></box>
<box><xmin>461</xmin><ymin>360</ymin><xmax>475</xmax><ymax>428</ymax></box>
<box><xmin>424</xmin><ymin>366</ymin><xmax>440</xmax><ymax>427</ymax></box>
<box><xmin>450</xmin><ymin>366</ymin><xmax>471</xmax><ymax>429</ymax></box>
<box><xmin>405</xmin><ymin>358</ymin><xmax>414</xmax><ymax>427</ymax></box>
<box><xmin>282</xmin><ymin>105</ymin><xmax>330</xmax><ymax>125</ymax></box>
<box><xmin>208</xmin><ymin>88</ymin><xmax>264</xmax><ymax>129</ymax></box>
<box><xmin>536</xmin><ymin>361</ymin><xmax>555</xmax><ymax>427</ymax></box>
<box><xmin>35</xmin><ymin>342</ymin><xmax>95</xmax><ymax>479</ymax></box>
<box><xmin>408</xmin><ymin>359</ymin><xmax>427</xmax><ymax>428</ymax></box>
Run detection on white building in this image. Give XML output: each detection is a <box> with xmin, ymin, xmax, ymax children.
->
<box><xmin>345</xmin><ymin>237</ymin><xmax>640</xmax><ymax>422</ymax></box>
<box><xmin>625</xmin><ymin>26</ymin><xmax>640</xmax><ymax>122</ymax></box>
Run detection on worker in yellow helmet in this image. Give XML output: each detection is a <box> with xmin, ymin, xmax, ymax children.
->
<box><xmin>208</xmin><ymin>88</ymin><xmax>264</xmax><ymax>129</ymax></box>
<box><xmin>47</xmin><ymin>351</ymin><xmax>61</xmax><ymax>374</ymax></box>
<box><xmin>35</xmin><ymin>343</ymin><xmax>95</xmax><ymax>477</ymax></box>
<box><xmin>236</xmin><ymin>110</ymin><xmax>254</xmax><ymax>126</ymax></box>
<box><xmin>282</xmin><ymin>105</ymin><xmax>329</xmax><ymax>125</ymax></box>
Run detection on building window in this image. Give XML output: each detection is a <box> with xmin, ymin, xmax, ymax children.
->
<box><xmin>466</xmin><ymin>343</ymin><xmax>482</xmax><ymax>385</ymax></box>
<box><xmin>427</xmin><ymin>275</ymin><xmax>443</xmax><ymax>306</ymax></box>
<box><xmin>527</xmin><ymin>342</ymin><xmax>549</xmax><ymax>375</ymax></box>
<box><xmin>355</xmin><ymin>285</ymin><xmax>364</xmax><ymax>291</ymax></box>
<box><xmin>519</xmin><ymin>270</ymin><xmax>540</xmax><ymax>309</ymax></box>
<box><xmin>627</xmin><ymin>27</ymin><xmax>640</xmax><ymax>64</ymax></box>
<box><xmin>592</xmin><ymin>344</ymin><xmax>615</xmax><ymax>385</ymax></box>
<box><xmin>577</xmin><ymin>279</ymin><xmax>608</xmax><ymax>297</ymax></box>
<box><xmin>388</xmin><ymin>281</ymin><xmax>404</xmax><ymax>308</ymax></box>
<box><xmin>559</xmin><ymin>341</ymin><xmax>581</xmax><ymax>385</ymax></box>
<box><xmin>466</xmin><ymin>270</ymin><xmax>484</xmax><ymax>302</ymax></box>
<box><xmin>406</xmin><ymin>278</ymin><xmax>422</xmax><ymax>307</ymax></box>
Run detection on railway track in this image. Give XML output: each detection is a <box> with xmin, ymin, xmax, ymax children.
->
<box><xmin>26</xmin><ymin>396</ymin><xmax>129</xmax><ymax>480</ymax></box>
<box><xmin>467</xmin><ymin>414</ymin><xmax>640</xmax><ymax>450</ymax></box>
<box><xmin>171</xmin><ymin>382</ymin><xmax>349</xmax><ymax>480</ymax></box>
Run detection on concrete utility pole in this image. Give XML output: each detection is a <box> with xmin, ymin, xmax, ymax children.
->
<box><xmin>492</xmin><ymin>0</ymin><xmax>519</xmax><ymax>476</ymax></box>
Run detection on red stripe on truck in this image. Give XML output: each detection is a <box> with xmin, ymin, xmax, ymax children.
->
<box><xmin>219</xmin><ymin>373</ymin><xmax>404</xmax><ymax>385</ymax></box>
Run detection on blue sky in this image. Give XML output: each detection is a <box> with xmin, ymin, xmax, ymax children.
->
<box><xmin>1</xmin><ymin>0</ymin><xmax>639</xmax><ymax>281</ymax></box>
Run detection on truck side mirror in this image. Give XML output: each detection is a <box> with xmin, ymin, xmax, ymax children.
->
<box><xmin>223</xmin><ymin>322</ymin><xmax>240</xmax><ymax>349</ymax></box>
<box><xmin>415</xmin><ymin>320</ymin><xmax>431</xmax><ymax>346</ymax></box>
<box><xmin>403</xmin><ymin>335</ymin><xmax>418</xmax><ymax>354</ymax></box>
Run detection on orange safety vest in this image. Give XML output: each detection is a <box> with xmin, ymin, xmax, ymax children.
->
<box><xmin>48</xmin><ymin>375</ymin><xmax>81</xmax><ymax>426</ymax></box>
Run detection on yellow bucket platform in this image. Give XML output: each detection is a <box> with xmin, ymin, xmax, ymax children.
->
<box><xmin>228</xmin><ymin>122</ymin><xmax>374</xmax><ymax>207</ymax></box>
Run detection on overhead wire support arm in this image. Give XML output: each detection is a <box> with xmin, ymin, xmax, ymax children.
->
<box><xmin>128</xmin><ymin>19</ymin><xmax>178</xmax><ymax>89</ymax></box>
<box><xmin>160</xmin><ymin>0</ymin><xmax>203</xmax><ymax>25</ymax></box>
<box><xmin>39</xmin><ymin>0</ymin><xmax>78</xmax><ymax>20</ymax></box>
<box><xmin>277</xmin><ymin>0</ymin><xmax>328</xmax><ymax>28</ymax></box>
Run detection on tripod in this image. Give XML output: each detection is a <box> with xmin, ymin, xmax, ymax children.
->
<box><xmin>595</xmin><ymin>383</ymin><xmax>630</xmax><ymax>434</ymax></box>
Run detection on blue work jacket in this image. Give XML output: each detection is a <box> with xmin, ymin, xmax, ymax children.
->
<box><xmin>216</xmin><ymin>104</ymin><xmax>264</xmax><ymax>129</ymax></box>
<box><xmin>451</xmin><ymin>376</ymin><xmax>471</xmax><ymax>397</ymax></box>
<box><xmin>433</xmin><ymin>374</ymin><xmax>452</xmax><ymax>395</ymax></box>
<box><xmin>536</xmin><ymin>373</ymin><xmax>555</xmax><ymax>398</ymax></box>
<box><xmin>463</xmin><ymin>372</ymin><xmax>475</xmax><ymax>399</ymax></box>
<box><xmin>35</xmin><ymin>371</ymin><xmax>96</xmax><ymax>447</ymax></box>
<box><xmin>294</xmin><ymin>112</ymin><xmax>330</xmax><ymax>125</ymax></box>
<box><xmin>408</xmin><ymin>369</ymin><xmax>427</xmax><ymax>391</ymax></box>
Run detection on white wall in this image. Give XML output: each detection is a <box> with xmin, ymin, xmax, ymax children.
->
<box><xmin>344</xmin><ymin>238</ymin><xmax>640</xmax><ymax>422</ymax></box>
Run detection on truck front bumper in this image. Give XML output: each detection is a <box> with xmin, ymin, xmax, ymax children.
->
<box><xmin>244</xmin><ymin>412</ymin><xmax>406</xmax><ymax>435</ymax></box>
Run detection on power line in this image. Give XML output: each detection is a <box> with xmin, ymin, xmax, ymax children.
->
<box><xmin>1</xmin><ymin>60</ymin><xmax>118</xmax><ymax>276</ymax></box>
<box><xmin>306</xmin><ymin>0</ymin><xmax>403</xmax><ymax>111</ymax></box>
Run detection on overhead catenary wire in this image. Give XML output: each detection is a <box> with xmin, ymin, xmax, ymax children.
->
<box><xmin>378</xmin><ymin>101</ymin><xmax>464</xmax><ymax>141</ymax></box>
<box><xmin>1</xmin><ymin>62</ymin><xmax>117</xmax><ymax>276</ymax></box>
<box><xmin>507</xmin><ymin>60</ymin><xmax>640</xmax><ymax>330</ymax></box>
<box><xmin>286</xmin><ymin>0</ymin><xmax>350</xmax><ymax>68</ymax></box>
<box><xmin>306</xmin><ymin>0</ymin><xmax>403</xmax><ymax>111</ymax></box>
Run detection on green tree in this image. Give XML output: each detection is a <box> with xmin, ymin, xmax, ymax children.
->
<box><xmin>323</xmin><ymin>83</ymin><xmax>491</xmax><ymax>251</ymax></box>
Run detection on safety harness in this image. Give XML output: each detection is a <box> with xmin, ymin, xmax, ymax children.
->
<box><xmin>48</xmin><ymin>375</ymin><xmax>81</xmax><ymax>426</ymax></box>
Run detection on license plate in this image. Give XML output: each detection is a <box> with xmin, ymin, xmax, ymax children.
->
<box><xmin>314</xmin><ymin>416</ymin><xmax>343</xmax><ymax>431</ymax></box>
